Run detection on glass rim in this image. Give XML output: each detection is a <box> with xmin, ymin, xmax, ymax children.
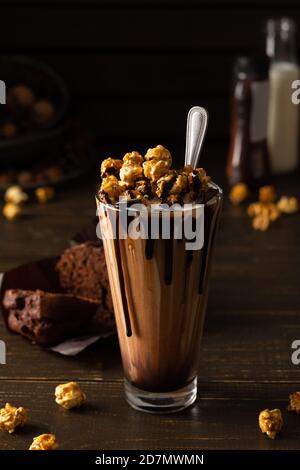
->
<box><xmin>95</xmin><ymin>181</ymin><xmax>223</xmax><ymax>214</ymax></box>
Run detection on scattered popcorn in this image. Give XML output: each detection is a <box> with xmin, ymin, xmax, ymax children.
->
<box><xmin>229</xmin><ymin>183</ymin><xmax>249</xmax><ymax>205</ymax></box>
<box><xmin>288</xmin><ymin>391</ymin><xmax>300</xmax><ymax>414</ymax></box>
<box><xmin>2</xmin><ymin>203</ymin><xmax>22</xmax><ymax>221</ymax></box>
<box><xmin>35</xmin><ymin>186</ymin><xmax>55</xmax><ymax>204</ymax></box>
<box><xmin>259</xmin><ymin>408</ymin><xmax>283</xmax><ymax>439</ymax></box>
<box><xmin>0</xmin><ymin>403</ymin><xmax>27</xmax><ymax>433</ymax></box>
<box><xmin>29</xmin><ymin>433</ymin><xmax>58</xmax><ymax>451</ymax></box>
<box><xmin>259</xmin><ymin>185</ymin><xmax>276</xmax><ymax>203</ymax></box>
<box><xmin>55</xmin><ymin>381</ymin><xmax>86</xmax><ymax>410</ymax></box>
<box><xmin>4</xmin><ymin>185</ymin><xmax>28</xmax><ymax>205</ymax></box>
<box><xmin>252</xmin><ymin>214</ymin><xmax>270</xmax><ymax>232</ymax></box>
<box><xmin>277</xmin><ymin>196</ymin><xmax>299</xmax><ymax>214</ymax></box>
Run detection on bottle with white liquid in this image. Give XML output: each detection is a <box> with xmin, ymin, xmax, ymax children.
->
<box><xmin>266</xmin><ymin>18</ymin><xmax>299</xmax><ymax>174</ymax></box>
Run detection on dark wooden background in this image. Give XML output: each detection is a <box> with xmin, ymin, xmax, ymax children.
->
<box><xmin>1</xmin><ymin>0</ymin><xmax>300</xmax><ymax>159</ymax></box>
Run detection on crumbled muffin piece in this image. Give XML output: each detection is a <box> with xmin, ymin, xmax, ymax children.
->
<box><xmin>277</xmin><ymin>196</ymin><xmax>299</xmax><ymax>214</ymax></box>
<box><xmin>259</xmin><ymin>408</ymin><xmax>283</xmax><ymax>439</ymax></box>
<box><xmin>101</xmin><ymin>158</ymin><xmax>123</xmax><ymax>178</ymax></box>
<box><xmin>2</xmin><ymin>203</ymin><xmax>22</xmax><ymax>221</ymax></box>
<box><xmin>4</xmin><ymin>185</ymin><xmax>28</xmax><ymax>205</ymax></box>
<box><xmin>0</xmin><ymin>122</ymin><xmax>17</xmax><ymax>139</ymax></box>
<box><xmin>229</xmin><ymin>183</ymin><xmax>249</xmax><ymax>205</ymax></box>
<box><xmin>35</xmin><ymin>186</ymin><xmax>55</xmax><ymax>204</ymax></box>
<box><xmin>55</xmin><ymin>381</ymin><xmax>86</xmax><ymax>409</ymax></box>
<box><xmin>252</xmin><ymin>214</ymin><xmax>270</xmax><ymax>231</ymax></box>
<box><xmin>144</xmin><ymin>145</ymin><xmax>171</xmax><ymax>163</ymax></box>
<box><xmin>259</xmin><ymin>185</ymin><xmax>276</xmax><ymax>203</ymax></box>
<box><xmin>288</xmin><ymin>391</ymin><xmax>300</xmax><ymax>414</ymax></box>
<box><xmin>99</xmin><ymin>175</ymin><xmax>125</xmax><ymax>204</ymax></box>
<box><xmin>143</xmin><ymin>159</ymin><xmax>171</xmax><ymax>182</ymax></box>
<box><xmin>29</xmin><ymin>434</ymin><xmax>58</xmax><ymax>451</ymax></box>
<box><xmin>0</xmin><ymin>403</ymin><xmax>27</xmax><ymax>433</ymax></box>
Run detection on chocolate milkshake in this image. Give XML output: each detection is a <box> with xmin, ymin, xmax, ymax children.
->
<box><xmin>97</xmin><ymin>145</ymin><xmax>222</xmax><ymax>412</ymax></box>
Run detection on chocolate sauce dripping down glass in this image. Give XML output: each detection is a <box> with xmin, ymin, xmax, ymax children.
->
<box><xmin>112</xmin><ymin>213</ymin><xmax>132</xmax><ymax>337</ymax></box>
<box><xmin>164</xmin><ymin>217</ymin><xmax>174</xmax><ymax>285</ymax></box>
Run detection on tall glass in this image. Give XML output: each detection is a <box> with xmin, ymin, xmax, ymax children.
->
<box><xmin>96</xmin><ymin>182</ymin><xmax>222</xmax><ymax>413</ymax></box>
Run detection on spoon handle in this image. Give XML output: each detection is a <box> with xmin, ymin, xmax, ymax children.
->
<box><xmin>184</xmin><ymin>106</ymin><xmax>209</xmax><ymax>169</ymax></box>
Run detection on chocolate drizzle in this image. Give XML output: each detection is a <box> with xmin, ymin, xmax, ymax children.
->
<box><xmin>145</xmin><ymin>216</ymin><xmax>155</xmax><ymax>260</ymax></box>
<box><xmin>112</xmin><ymin>215</ymin><xmax>132</xmax><ymax>337</ymax></box>
<box><xmin>164</xmin><ymin>217</ymin><xmax>174</xmax><ymax>285</ymax></box>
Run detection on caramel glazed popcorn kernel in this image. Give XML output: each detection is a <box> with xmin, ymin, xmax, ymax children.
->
<box><xmin>288</xmin><ymin>391</ymin><xmax>300</xmax><ymax>414</ymax></box>
<box><xmin>258</xmin><ymin>408</ymin><xmax>283</xmax><ymax>439</ymax></box>
<box><xmin>55</xmin><ymin>381</ymin><xmax>86</xmax><ymax>409</ymax></box>
<box><xmin>0</xmin><ymin>403</ymin><xmax>27</xmax><ymax>433</ymax></box>
<box><xmin>98</xmin><ymin>145</ymin><xmax>212</xmax><ymax>206</ymax></box>
<box><xmin>29</xmin><ymin>433</ymin><xmax>58</xmax><ymax>451</ymax></box>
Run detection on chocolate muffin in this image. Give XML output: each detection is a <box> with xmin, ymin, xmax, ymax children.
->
<box><xmin>55</xmin><ymin>241</ymin><xmax>113</xmax><ymax>315</ymax></box>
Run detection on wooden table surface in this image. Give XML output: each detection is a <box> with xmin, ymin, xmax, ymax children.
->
<box><xmin>0</xmin><ymin>164</ymin><xmax>300</xmax><ymax>451</ymax></box>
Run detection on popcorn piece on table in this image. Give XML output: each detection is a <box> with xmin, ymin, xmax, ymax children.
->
<box><xmin>229</xmin><ymin>183</ymin><xmax>249</xmax><ymax>205</ymax></box>
<box><xmin>0</xmin><ymin>403</ymin><xmax>27</xmax><ymax>433</ymax></box>
<box><xmin>35</xmin><ymin>186</ymin><xmax>55</xmax><ymax>204</ymax></box>
<box><xmin>259</xmin><ymin>185</ymin><xmax>276</xmax><ymax>203</ymax></box>
<box><xmin>258</xmin><ymin>408</ymin><xmax>283</xmax><ymax>439</ymax></box>
<box><xmin>252</xmin><ymin>214</ymin><xmax>270</xmax><ymax>232</ymax></box>
<box><xmin>55</xmin><ymin>381</ymin><xmax>86</xmax><ymax>410</ymax></box>
<box><xmin>4</xmin><ymin>185</ymin><xmax>28</xmax><ymax>205</ymax></box>
<box><xmin>29</xmin><ymin>433</ymin><xmax>58</xmax><ymax>451</ymax></box>
<box><xmin>288</xmin><ymin>391</ymin><xmax>300</xmax><ymax>414</ymax></box>
<box><xmin>2</xmin><ymin>203</ymin><xmax>22</xmax><ymax>221</ymax></box>
<box><xmin>277</xmin><ymin>196</ymin><xmax>299</xmax><ymax>214</ymax></box>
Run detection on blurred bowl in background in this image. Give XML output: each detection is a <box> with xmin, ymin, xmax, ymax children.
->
<box><xmin>0</xmin><ymin>55</ymin><xmax>69</xmax><ymax>165</ymax></box>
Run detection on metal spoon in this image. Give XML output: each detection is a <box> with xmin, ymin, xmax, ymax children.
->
<box><xmin>184</xmin><ymin>106</ymin><xmax>209</xmax><ymax>169</ymax></box>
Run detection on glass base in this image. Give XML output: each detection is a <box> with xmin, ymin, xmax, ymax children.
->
<box><xmin>124</xmin><ymin>377</ymin><xmax>197</xmax><ymax>414</ymax></box>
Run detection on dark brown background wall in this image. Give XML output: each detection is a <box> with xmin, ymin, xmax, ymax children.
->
<box><xmin>1</xmin><ymin>0</ymin><xmax>300</xmax><ymax>158</ymax></box>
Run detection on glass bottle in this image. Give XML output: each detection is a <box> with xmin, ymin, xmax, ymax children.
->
<box><xmin>266</xmin><ymin>18</ymin><xmax>299</xmax><ymax>173</ymax></box>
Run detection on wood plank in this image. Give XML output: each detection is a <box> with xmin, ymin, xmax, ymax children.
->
<box><xmin>0</xmin><ymin>8</ymin><xmax>299</xmax><ymax>51</ymax></box>
<box><xmin>0</xmin><ymin>380</ymin><xmax>300</xmax><ymax>450</ymax></box>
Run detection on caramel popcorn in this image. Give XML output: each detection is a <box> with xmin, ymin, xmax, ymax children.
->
<box><xmin>99</xmin><ymin>175</ymin><xmax>125</xmax><ymax>204</ymax></box>
<box><xmin>55</xmin><ymin>381</ymin><xmax>86</xmax><ymax>410</ymax></box>
<box><xmin>2</xmin><ymin>203</ymin><xmax>22</xmax><ymax>221</ymax></box>
<box><xmin>252</xmin><ymin>214</ymin><xmax>270</xmax><ymax>232</ymax></box>
<box><xmin>277</xmin><ymin>196</ymin><xmax>299</xmax><ymax>214</ymax></box>
<box><xmin>123</xmin><ymin>151</ymin><xmax>143</xmax><ymax>165</ymax></box>
<box><xmin>98</xmin><ymin>145</ymin><xmax>211</xmax><ymax>205</ymax></box>
<box><xmin>35</xmin><ymin>186</ymin><xmax>55</xmax><ymax>204</ymax></box>
<box><xmin>229</xmin><ymin>183</ymin><xmax>249</xmax><ymax>205</ymax></box>
<box><xmin>0</xmin><ymin>403</ymin><xmax>27</xmax><ymax>433</ymax></box>
<box><xmin>144</xmin><ymin>145</ymin><xmax>172</xmax><ymax>163</ymax></box>
<box><xmin>29</xmin><ymin>433</ymin><xmax>58</xmax><ymax>451</ymax></box>
<box><xmin>288</xmin><ymin>391</ymin><xmax>300</xmax><ymax>414</ymax></box>
<box><xmin>101</xmin><ymin>157</ymin><xmax>123</xmax><ymax>178</ymax></box>
<box><xmin>259</xmin><ymin>185</ymin><xmax>276</xmax><ymax>203</ymax></box>
<box><xmin>143</xmin><ymin>159</ymin><xmax>170</xmax><ymax>182</ymax></box>
<box><xmin>248</xmin><ymin>202</ymin><xmax>280</xmax><ymax>221</ymax></box>
<box><xmin>4</xmin><ymin>185</ymin><xmax>28</xmax><ymax>205</ymax></box>
<box><xmin>259</xmin><ymin>408</ymin><xmax>283</xmax><ymax>439</ymax></box>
